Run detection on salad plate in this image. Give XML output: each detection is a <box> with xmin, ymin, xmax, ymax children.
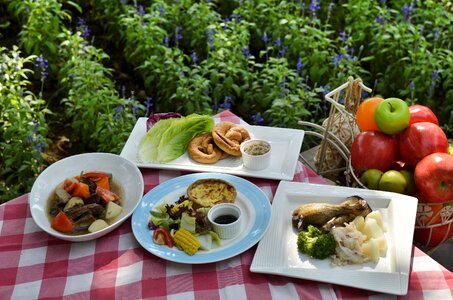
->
<box><xmin>132</xmin><ymin>172</ymin><xmax>272</xmax><ymax>264</ymax></box>
<box><xmin>120</xmin><ymin>117</ymin><xmax>304</xmax><ymax>181</ymax></box>
<box><xmin>250</xmin><ymin>181</ymin><xmax>418</xmax><ymax>295</ymax></box>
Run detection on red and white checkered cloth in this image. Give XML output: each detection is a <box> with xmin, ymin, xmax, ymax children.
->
<box><xmin>1</xmin><ymin>111</ymin><xmax>452</xmax><ymax>300</ymax></box>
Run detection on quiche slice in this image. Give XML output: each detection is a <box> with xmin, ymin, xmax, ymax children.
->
<box><xmin>187</xmin><ymin>179</ymin><xmax>237</xmax><ymax>208</ymax></box>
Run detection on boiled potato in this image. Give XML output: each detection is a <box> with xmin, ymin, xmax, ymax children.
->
<box><xmin>352</xmin><ymin>215</ymin><xmax>365</xmax><ymax>231</ymax></box>
<box><xmin>88</xmin><ymin>219</ymin><xmax>109</xmax><ymax>233</ymax></box>
<box><xmin>63</xmin><ymin>197</ymin><xmax>84</xmax><ymax>211</ymax></box>
<box><xmin>105</xmin><ymin>201</ymin><xmax>123</xmax><ymax>220</ymax></box>
<box><xmin>366</xmin><ymin>210</ymin><xmax>386</xmax><ymax>232</ymax></box>
<box><xmin>362</xmin><ymin>217</ymin><xmax>384</xmax><ymax>240</ymax></box>
<box><xmin>362</xmin><ymin>239</ymin><xmax>380</xmax><ymax>263</ymax></box>
<box><xmin>374</xmin><ymin>235</ymin><xmax>388</xmax><ymax>255</ymax></box>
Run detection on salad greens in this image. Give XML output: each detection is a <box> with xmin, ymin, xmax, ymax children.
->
<box><xmin>149</xmin><ymin>198</ymin><xmax>221</xmax><ymax>252</ymax></box>
<box><xmin>138</xmin><ymin>113</ymin><xmax>214</xmax><ymax>163</ymax></box>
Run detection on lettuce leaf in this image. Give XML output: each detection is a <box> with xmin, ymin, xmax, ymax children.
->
<box><xmin>138</xmin><ymin>114</ymin><xmax>214</xmax><ymax>163</ymax></box>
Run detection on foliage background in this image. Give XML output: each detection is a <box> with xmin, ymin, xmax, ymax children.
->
<box><xmin>0</xmin><ymin>0</ymin><xmax>452</xmax><ymax>202</ymax></box>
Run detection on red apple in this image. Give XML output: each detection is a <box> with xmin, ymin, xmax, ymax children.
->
<box><xmin>351</xmin><ymin>131</ymin><xmax>398</xmax><ymax>174</ymax></box>
<box><xmin>399</xmin><ymin>122</ymin><xmax>449</xmax><ymax>167</ymax></box>
<box><xmin>408</xmin><ymin>104</ymin><xmax>439</xmax><ymax>126</ymax></box>
<box><xmin>414</xmin><ymin>153</ymin><xmax>453</xmax><ymax>203</ymax></box>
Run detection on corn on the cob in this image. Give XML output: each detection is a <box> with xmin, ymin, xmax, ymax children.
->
<box><xmin>174</xmin><ymin>228</ymin><xmax>200</xmax><ymax>255</ymax></box>
<box><xmin>170</xmin><ymin>200</ymin><xmax>190</xmax><ymax>215</ymax></box>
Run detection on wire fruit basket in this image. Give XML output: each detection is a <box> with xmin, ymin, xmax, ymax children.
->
<box><xmin>298</xmin><ymin>76</ymin><xmax>371</xmax><ymax>186</ymax></box>
<box><xmin>414</xmin><ymin>201</ymin><xmax>453</xmax><ymax>252</ymax></box>
<box><xmin>298</xmin><ymin>77</ymin><xmax>452</xmax><ymax>252</ymax></box>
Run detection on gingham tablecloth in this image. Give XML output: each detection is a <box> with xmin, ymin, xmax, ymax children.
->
<box><xmin>1</xmin><ymin>111</ymin><xmax>452</xmax><ymax>300</ymax></box>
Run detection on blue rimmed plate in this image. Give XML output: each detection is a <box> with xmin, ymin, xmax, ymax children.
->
<box><xmin>131</xmin><ymin>173</ymin><xmax>272</xmax><ymax>264</ymax></box>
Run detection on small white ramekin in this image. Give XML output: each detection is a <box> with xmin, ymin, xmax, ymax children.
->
<box><xmin>240</xmin><ymin>139</ymin><xmax>272</xmax><ymax>170</ymax></box>
<box><xmin>208</xmin><ymin>203</ymin><xmax>242</xmax><ymax>239</ymax></box>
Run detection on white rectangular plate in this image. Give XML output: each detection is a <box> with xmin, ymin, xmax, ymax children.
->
<box><xmin>120</xmin><ymin>117</ymin><xmax>305</xmax><ymax>181</ymax></box>
<box><xmin>250</xmin><ymin>181</ymin><xmax>418</xmax><ymax>295</ymax></box>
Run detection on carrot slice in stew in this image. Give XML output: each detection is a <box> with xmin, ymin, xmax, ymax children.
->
<box><xmin>72</xmin><ymin>182</ymin><xmax>90</xmax><ymax>199</ymax></box>
<box><xmin>81</xmin><ymin>172</ymin><xmax>111</xmax><ymax>190</ymax></box>
<box><xmin>51</xmin><ymin>211</ymin><xmax>74</xmax><ymax>232</ymax></box>
<box><xmin>81</xmin><ymin>171</ymin><xmax>112</xmax><ymax>179</ymax></box>
<box><xmin>94</xmin><ymin>176</ymin><xmax>110</xmax><ymax>190</ymax></box>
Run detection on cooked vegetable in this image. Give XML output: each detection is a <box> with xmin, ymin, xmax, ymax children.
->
<box><xmin>81</xmin><ymin>171</ymin><xmax>112</xmax><ymax>178</ymax></box>
<box><xmin>88</xmin><ymin>219</ymin><xmax>109</xmax><ymax>233</ymax></box>
<box><xmin>64</xmin><ymin>197</ymin><xmax>84</xmax><ymax>211</ymax></box>
<box><xmin>105</xmin><ymin>201</ymin><xmax>123</xmax><ymax>219</ymax></box>
<box><xmin>170</xmin><ymin>200</ymin><xmax>191</xmax><ymax>215</ymax></box>
<box><xmin>81</xmin><ymin>172</ymin><xmax>111</xmax><ymax>190</ymax></box>
<box><xmin>51</xmin><ymin>211</ymin><xmax>74</xmax><ymax>232</ymax></box>
<box><xmin>366</xmin><ymin>210</ymin><xmax>387</xmax><ymax>231</ymax></box>
<box><xmin>173</xmin><ymin>228</ymin><xmax>200</xmax><ymax>255</ymax></box>
<box><xmin>55</xmin><ymin>188</ymin><xmax>71</xmax><ymax>203</ymax></box>
<box><xmin>153</xmin><ymin>226</ymin><xmax>174</xmax><ymax>247</ymax></box>
<box><xmin>138</xmin><ymin>114</ymin><xmax>214</xmax><ymax>163</ymax></box>
<box><xmin>72</xmin><ymin>182</ymin><xmax>90</xmax><ymax>199</ymax></box>
<box><xmin>362</xmin><ymin>217</ymin><xmax>384</xmax><ymax>240</ymax></box>
<box><xmin>361</xmin><ymin>239</ymin><xmax>380</xmax><ymax>263</ymax></box>
<box><xmin>297</xmin><ymin>225</ymin><xmax>336</xmax><ymax>259</ymax></box>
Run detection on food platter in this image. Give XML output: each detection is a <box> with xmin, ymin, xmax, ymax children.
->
<box><xmin>250</xmin><ymin>181</ymin><xmax>418</xmax><ymax>295</ymax></box>
<box><xmin>131</xmin><ymin>172</ymin><xmax>272</xmax><ymax>264</ymax></box>
<box><xmin>120</xmin><ymin>117</ymin><xmax>304</xmax><ymax>181</ymax></box>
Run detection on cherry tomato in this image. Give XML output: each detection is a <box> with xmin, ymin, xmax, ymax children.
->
<box><xmin>153</xmin><ymin>226</ymin><xmax>174</xmax><ymax>248</ymax></box>
<box><xmin>356</xmin><ymin>97</ymin><xmax>384</xmax><ymax>132</ymax></box>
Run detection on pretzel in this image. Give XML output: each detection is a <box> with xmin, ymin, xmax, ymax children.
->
<box><xmin>188</xmin><ymin>133</ymin><xmax>224</xmax><ymax>164</ymax></box>
<box><xmin>212</xmin><ymin>121</ymin><xmax>250</xmax><ymax>156</ymax></box>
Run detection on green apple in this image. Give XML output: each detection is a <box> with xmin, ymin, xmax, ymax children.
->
<box><xmin>400</xmin><ymin>170</ymin><xmax>416</xmax><ymax>195</ymax></box>
<box><xmin>449</xmin><ymin>146</ymin><xmax>453</xmax><ymax>156</ymax></box>
<box><xmin>378</xmin><ymin>170</ymin><xmax>407</xmax><ymax>194</ymax></box>
<box><xmin>360</xmin><ymin>169</ymin><xmax>383</xmax><ymax>190</ymax></box>
<box><xmin>374</xmin><ymin>98</ymin><xmax>410</xmax><ymax>135</ymax></box>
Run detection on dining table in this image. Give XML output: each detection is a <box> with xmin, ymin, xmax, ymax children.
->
<box><xmin>1</xmin><ymin>110</ymin><xmax>452</xmax><ymax>300</ymax></box>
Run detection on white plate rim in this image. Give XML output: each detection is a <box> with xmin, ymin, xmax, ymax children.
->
<box><xmin>120</xmin><ymin>117</ymin><xmax>304</xmax><ymax>181</ymax></box>
<box><xmin>131</xmin><ymin>172</ymin><xmax>272</xmax><ymax>264</ymax></box>
<box><xmin>250</xmin><ymin>181</ymin><xmax>418</xmax><ymax>295</ymax></box>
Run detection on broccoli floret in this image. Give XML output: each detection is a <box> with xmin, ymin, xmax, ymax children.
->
<box><xmin>297</xmin><ymin>225</ymin><xmax>336</xmax><ymax>259</ymax></box>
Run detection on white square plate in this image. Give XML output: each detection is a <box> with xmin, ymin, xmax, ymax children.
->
<box><xmin>120</xmin><ymin>117</ymin><xmax>304</xmax><ymax>181</ymax></box>
<box><xmin>250</xmin><ymin>181</ymin><xmax>418</xmax><ymax>295</ymax></box>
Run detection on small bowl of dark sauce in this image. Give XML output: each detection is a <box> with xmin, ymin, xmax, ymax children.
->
<box><xmin>208</xmin><ymin>203</ymin><xmax>242</xmax><ymax>239</ymax></box>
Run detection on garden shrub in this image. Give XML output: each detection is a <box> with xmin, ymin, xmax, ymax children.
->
<box><xmin>0</xmin><ymin>46</ymin><xmax>51</xmax><ymax>202</ymax></box>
